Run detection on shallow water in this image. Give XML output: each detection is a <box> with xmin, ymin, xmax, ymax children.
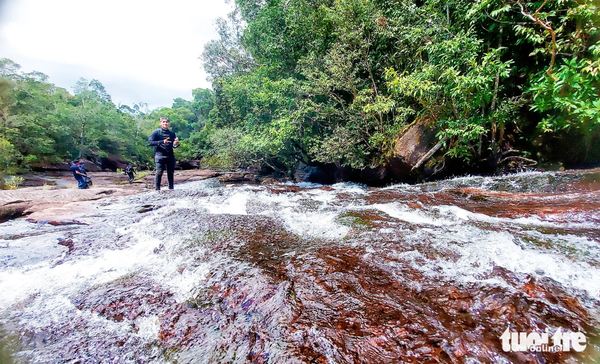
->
<box><xmin>1</xmin><ymin>169</ymin><xmax>599</xmax><ymax>363</ymax></box>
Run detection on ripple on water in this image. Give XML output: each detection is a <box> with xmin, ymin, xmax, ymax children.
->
<box><xmin>0</xmin><ymin>174</ymin><xmax>599</xmax><ymax>363</ymax></box>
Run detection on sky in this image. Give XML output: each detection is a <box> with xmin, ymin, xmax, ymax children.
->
<box><xmin>0</xmin><ymin>0</ymin><xmax>233</xmax><ymax>110</ymax></box>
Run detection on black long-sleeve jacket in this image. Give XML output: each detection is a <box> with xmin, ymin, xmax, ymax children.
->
<box><xmin>148</xmin><ymin>128</ymin><xmax>178</xmax><ymax>157</ymax></box>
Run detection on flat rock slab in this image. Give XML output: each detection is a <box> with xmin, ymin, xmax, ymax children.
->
<box><xmin>0</xmin><ymin>188</ymin><xmax>136</xmax><ymax>223</ymax></box>
<box><xmin>0</xmin><ymin>169</ymin><xmax>224</xmax><ymax>223</ymax></box>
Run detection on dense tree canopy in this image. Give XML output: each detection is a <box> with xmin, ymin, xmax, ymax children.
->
<box><xmin>0</xmin><ymin>58</ymin><xmax>211</xmax><ymax>175</ymax></box>
<box><xmin>200</xmin><ymin>0</ymin><xmax>600</xmax><ymax>173</ymax></box>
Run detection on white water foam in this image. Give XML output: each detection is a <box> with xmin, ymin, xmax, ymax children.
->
<box><xmin>195</xmin><ymin>191</ymin><xmax>249</xmax><ymax>215</ymax></box>
<box><xmin>356</xmin><ymin>198</ymin><xmax>600</xmax><ymax>301</ymax></box>
<box><xmin>253</xmin><ymin>188</ymin><xmax>350</xmax><ymax>239</ymax></box>
<box><xmin>1</xmin><ymin>175</ymin><xmax>599</xmax><ymax>361</ymax></box>
<box><xmin>365</xmin><ymin>203</ymin><xmax>455</xmax><ymax>226</ymax></box>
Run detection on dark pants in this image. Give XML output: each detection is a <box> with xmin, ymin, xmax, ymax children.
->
<box><xmin>155</xmin><ymin>156</ymin><xmax>175</xmax><ymax>190</ymax></box>
<box><xmin>75</xmin><ymin>176</ymin><xmax>88</xmax><ymax>189</ymax></box>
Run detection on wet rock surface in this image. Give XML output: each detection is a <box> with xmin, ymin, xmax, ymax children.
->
<box><xmin>0</xmin><ymin>169</ymin><xmax>224</xmax><ymax>223</ymax></box>
<box><xmin>0</xmin><ymin>170</ymin><xmax>599</xmax><ymax>363</ymax></box>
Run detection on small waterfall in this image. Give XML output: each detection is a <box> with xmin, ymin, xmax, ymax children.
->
<box><xmin>1</xmin><ymin>170</ymin><xmax>599</xmax><ymax>363</ymax></box>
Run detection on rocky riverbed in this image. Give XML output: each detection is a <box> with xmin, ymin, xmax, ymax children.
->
<box><xmin>0</xmin><ymin>168</ymin><xmax>599</xmax><ymax>363</ymax></box>
<box><xmin>0</xmin><ymin>170</ymin><xmax>228</xmax><ymax>223</ymax></box>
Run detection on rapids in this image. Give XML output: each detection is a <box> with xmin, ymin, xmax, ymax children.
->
<box><xmin>0</xmin><ymin>169</ymin><xmax>599</xmax><ymax>363</ymax></box>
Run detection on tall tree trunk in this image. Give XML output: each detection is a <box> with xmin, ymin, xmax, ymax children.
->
<box><xmin>79</xmin><ymin>126</ymin><xmax>84</xmax><ymax>158</ymax></box>
<box><xmin>491</xmin><ymin>27</ymin><xmax>503</xmax><ymax>172</ymax></box>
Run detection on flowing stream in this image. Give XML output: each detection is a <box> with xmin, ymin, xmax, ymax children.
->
<box><xmin>1</xmin><ymin>170</ymin><xmax>599</xmax><ymax>363</ymax></box>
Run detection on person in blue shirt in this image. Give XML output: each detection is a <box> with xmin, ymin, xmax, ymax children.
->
<box><xmin>147</xmin><ymin>117</ymin><xmax>179</xmax><ymax>190</ymax></box>
<box><xmin>70</xmin><ymin>160</ymin><xmax>88</xmax><ymax>189</ymax></box>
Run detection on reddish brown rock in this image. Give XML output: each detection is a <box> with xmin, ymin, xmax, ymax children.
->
<box><xmin>178</xmin><ymin>159</ymin><xmax>201</xmax><ymax>170</ymax></box>
<box><xmin>29</xmin><ymin>162</ymin><xmax>71</xmax><ymax>172</ymax></box>
<box><xmin>0</xmin><ymin>169</ymin><xmax>224</xmax><ymax>223</ymax></box>
<box><xmin>394</xmin><ymin>115</ymin><xmax>439</xmax><ymax>168</ymax></box>
<box><xmin>218</xmin><ymin>172</ymin><xmax>259</xmax><ymax>183</ymax></box>
<box><xmin>359</xmin><ymin>165</ymin><xmax>388</xmax><ymax>185</ymax></box>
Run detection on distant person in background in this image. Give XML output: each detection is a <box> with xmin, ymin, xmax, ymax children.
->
<box><xmin>148</xmin><ymin>117</ymin><xmax>179</xmax><ymax>190</ymax></box>
<box><xmin>125</xmin><ymin>164</ymin><xmax>136</xmax><ymax>184</ymax></box>
<box><xmin>70</xmin><ymin>159</ymin><xmax>88</xmax><ymax>189</ymax></box>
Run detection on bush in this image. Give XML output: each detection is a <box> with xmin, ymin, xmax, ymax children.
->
<box><xmin>4</xmin><ymin>176</ymin><xmax>24</xmax><ymax>190</ymax></box>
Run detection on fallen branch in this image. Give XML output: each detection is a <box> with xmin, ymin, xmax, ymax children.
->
<box><xmin>411</xmin><ymin>137</ymin><xmax>448</xmax><ymax>171</ymax></box>
<box><xmin>498</xmin><ymin>156</ymin><xmax>538</xmax><ymax>165</ymax></box>
<box><xmin>501</xmin><ymin>149</ymin><xmax>527</xmax><ymax>157</ymax></box>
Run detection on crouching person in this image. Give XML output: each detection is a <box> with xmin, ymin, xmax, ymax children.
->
<box><xmin>70</xmin><ymin>159</ymin><xmax>89</xmax><ymax>189</ymax></box>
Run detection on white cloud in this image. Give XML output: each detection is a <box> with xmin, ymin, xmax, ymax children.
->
<box><xmin>0</xmin><ymin>0</ymin><xmax>233</xmax><ymax>109</ymax></box>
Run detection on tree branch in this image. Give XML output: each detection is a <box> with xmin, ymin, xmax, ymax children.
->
<box><xmin>498</xmin><ymin>155</ymin><xmax>538</xmax><ymax>165</ymax></box>
<box><xmin>516</xmin><ymin>0</ymin><xmax>557</xmax><ymax>80</ymax></box>
<box><xmin>411</xmin><ymin>137</ymin><xmax>448</xmax><ymax>171</ymax></box>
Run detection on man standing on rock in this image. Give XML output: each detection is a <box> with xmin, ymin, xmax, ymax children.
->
<box><xmin>148</xmin><ymin>117</ymin><xmax>179</xmax><ymax>190</ymax></box>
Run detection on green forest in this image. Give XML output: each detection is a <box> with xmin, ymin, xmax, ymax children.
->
<box><xmin>0</xmin><ymin>58</ymin><xmax>213</xmax><ymax>174</ymax></box>
<box><xmin>1</xmin><ymin>0</ymin><xmax>599</xmax><ymax>182</ymax></box>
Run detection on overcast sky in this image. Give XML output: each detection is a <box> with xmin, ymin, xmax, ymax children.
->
<box><xmin>0</xmin><ymin>0</ymin><xmax>233</xmax><ymax>110</ymax></box>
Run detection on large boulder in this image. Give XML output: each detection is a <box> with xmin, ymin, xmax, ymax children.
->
<box><xmin>388</xmin><ymin>115</ymin><xmax>442</xmax><ymax>181</ymax></box>
<box><xmin>394</xmin><ymin>116</ymin><xmax>439</xmax><ymax>167</ymax></box>
<box><xmin>294</xmin><ymin>162</ymin><xmax>387</xmax><ymax>185</ymax></box>
<box><xmin>358</xmin><ymin>165</ymin><xmax>388</xmax><ymax>186</ymax></box>
<box><xmin>218</xmin><ymin>171</ymin><xmax>259</xmax><ymax>184</ymax></box>
<box><xmin>294</xmin><ymin>162</ymin><xmax>338</xmax><ymax>184</ymax></box>
<box><xmin>30</xmin><ymin>162</ymin><xmax>71</xmax><ymax>172</ymax></box>
<box><xmin>385</xmin><ymin>158</ymin><xmax>413</xmax><ymax>183</ymax></box>
<box><xmin>98</xmin><ymin>155</ymin><xmax>129</xmax><ymax>172</ymax></box>
<box><xmin>80</xmin><ymin>160</ymin><xmax>102</xmax><ymax>172</ymax></box>
<box><xmin>291</xmin><ymin>116</ymin><xmax>444</xmax><ymax>186</ymax></box>
<box><xmin>178</xmin><ymin>160</ymin><xmax>201</xmax><ymax>170</ymax></box>
<box><xmin>333</xmin><ymin>164</ymin><xmax>359</xmax><ymax>183</ymax></box>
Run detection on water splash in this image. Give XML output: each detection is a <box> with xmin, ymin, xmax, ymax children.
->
<box><xmin>1</xmin><ymin>170</ymin><xmax>599</xmax><ymax>363</ymax></box>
